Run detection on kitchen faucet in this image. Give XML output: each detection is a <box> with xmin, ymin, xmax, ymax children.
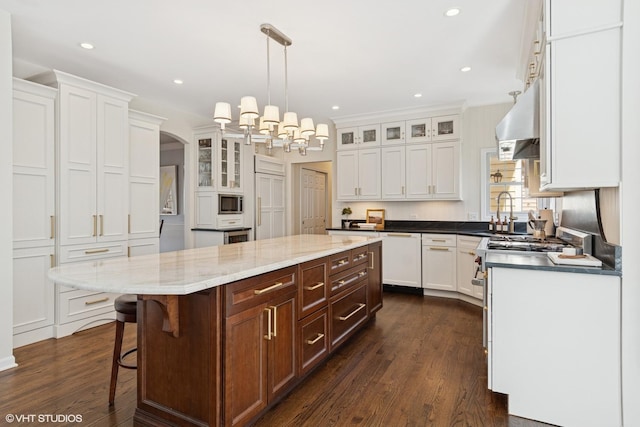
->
<box><xmin>496</xmin><ymin>191</ymin><xmax>517</xmax><ymax>233</ymax></box>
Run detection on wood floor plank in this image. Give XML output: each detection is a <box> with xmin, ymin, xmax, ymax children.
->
<box><xmin>0</xmin><ymin>292</ymin><xmax>553</xmax><ymax>426</ymax></box>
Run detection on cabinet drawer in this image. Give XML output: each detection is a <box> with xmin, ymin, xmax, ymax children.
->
<box><xmin>351</xmin><ymin>246</ymin><xmax>369</xmax><ymax>266</ymax></box>
<box><xmin>329</xmin><ymin>250</ymin><xmax>352</xmax><ymax>275</ymax></box>
<box><xmin>330</xmin><ymin>283</ymin><xmax>368</xmax><ymax>350</ymax></box>
<box><xmin>422</xmin><ymin>233</ymin><xmax>456</xmax><ymax>247</ymax></box>
<box><xmin>216</xmin><ymin>215</ymin><xmax>243</xmax><ymax>229</ymax></box>
<box><xmin>330</xmin><ymin>264</ymin><xmax>368</xmax><ymax>296</ymax></box>
<box><xmin>58</xmin><ymin>289</ymin><xmax>120</xmax><ymax>325</ymax></box>
<box><xmin>299</xmin><ymin>307</ymin><xmax>329</xmax><ymax>376</ymax></box>
<box><xmin>58</xmin><ymin>241</ymin><xmax>127</xmax><ymax>264</ymax></box>
<box><xmin>225</xmin><ymin>266</ymin><xmax>297</xmax><ymax>316</ymax></box>
<box><xmin>298</xmin><ymin>257</ymin><xmax>329</xmax><ymax>319</ymax></box>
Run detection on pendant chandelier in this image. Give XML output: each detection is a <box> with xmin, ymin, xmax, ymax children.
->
<box><xmin>213</xmin><ymin>23</ymin><xmax>329</xmax><ymax>156</ymax></box>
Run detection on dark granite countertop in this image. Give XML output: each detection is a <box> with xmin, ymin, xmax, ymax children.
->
<box><xmin>191</xmin><ymin>227</ymin><xmax>252</xmax><ymax>232</ymax></box>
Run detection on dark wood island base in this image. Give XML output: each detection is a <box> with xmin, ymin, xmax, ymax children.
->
<box><xmin>133</xmin><ymin>241</ymin><xmax>382</xmax><ymax>427</ymax></box>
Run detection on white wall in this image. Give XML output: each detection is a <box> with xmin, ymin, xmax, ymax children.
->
<box><xmin>621</xmin><ymin>0</ymin><xmax>640</xmax><ymax>424</ymax></box>
<box><xmin>330</xmin><ymin>103</ymin><xmax>511</xmax><ymax>226</ymax></box>
<box><xmin>0</xmin><ymin>9</ymin><xmax>17</xmax><ymax>371</ymax></box>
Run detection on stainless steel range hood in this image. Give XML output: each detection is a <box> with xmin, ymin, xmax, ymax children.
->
<box><xmin>496</xmin><ymin>79</ymin><xmax>540</xmax><ymax>161</ymax></box>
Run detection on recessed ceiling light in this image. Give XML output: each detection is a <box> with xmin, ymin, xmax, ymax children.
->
<box><xmin>460</xmin><ymin>66</ymin><xmax>472</xmax><ymax>72</ymax></box>
<box><xmin>79</xmin><ymin>42</ymin><xmax>94</xmax><ymax>50</ymax></box>
<box><xmin>332</xmin><ymin>105</ymin><xmax>340</xmax><ymax>110</ymax></box>
<box><xmin>173</xmin><ymin>79</ymin><xmax>184</xmax><ymax>85</ymax></box>
<box><xmin>414</xmin><ymin>93</ymin><xmax>422</xmax><ymax>98</ymax></box>
<box><xmin>444</xmin><ymin>8</ymin><xmax>460</xmax><ymax>17</ymax></box>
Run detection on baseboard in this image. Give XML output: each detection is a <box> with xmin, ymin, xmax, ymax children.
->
<box><xmin>0</xmin><ymin>355</ymin><xmax>18</xmax><ymax>372</ymax></box>
<box><xmin>13</xmin><ymin>325</ymin><xmax>55</xmax><ymax>349</ymax></box>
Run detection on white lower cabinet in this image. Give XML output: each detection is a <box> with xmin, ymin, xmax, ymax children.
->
<box><xmin>456</xmin><ymin>236</ymin><xmax>482</xmax><ymax>299</ymax></box>
<box><xmin>128</xmin><ymin>237</ymin><xmax>159</xmax><ymax>257</ymax></box>
<box><xmin>56</xmin><ymin>289</ymin><xmax>121</xmax><ymax>338</ymax></box>
<box><xmin>194</xmin><ymin>231</ymin><xmax>225</xmax><ymax>248</ymax></box>
<box><xmin>421</xmin><ymin>234</ymin><xmax>456</xmax><ymax>291</ymax></box>
<box><xmin>380</xmin><ymin>232</ymin><xmax>422</xmax><ymax>288</ymax></box>
<box><xmin>490</xmin><ymin>267</ymin><xmax>621</xmax><ymax>427</ymax></box>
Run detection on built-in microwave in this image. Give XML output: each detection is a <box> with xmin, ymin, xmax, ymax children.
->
<box><xmin>219</xmin><ymin>194</ymin><xmax>243</xmax><ymax>214</ymax></box>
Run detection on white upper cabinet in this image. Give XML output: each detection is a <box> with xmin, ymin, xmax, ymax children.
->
<box><xmin>405</xmin><ymin>142</ymin><xmax>460</xmax><ymax>200</ymax></box>
<box><xmin>381</xmin><ymin>121</ymin><xmax>406</xmax><ymax>145</ymax></box>
<box><xmin>218</xmin><ymin>137</ymin><xmax>244</xmax><ymax>193</ymax></box>
<box><xmin>336</xmin><ymin>149</ymin><xmax>381</xmax><ymax>200</ymax></box>
<box><xmin>406</xmin><ymin>115</ymin><xmax>460</xmax><ymax>144</ymax></box>
<box><xmin>381</xmin><ymin>146</ymin><xmax>406</xmax><ymax>199</ymax></box>
<box><xmin>129</xmin><ymin>110</ymin><xmax>165</xmax><ymax>241</ymax></box>
<box><xmin>546</xmin><ymin>0</ymin><xmax>621</xmax><ymax>38</ymax></box>
<box><xmin>12</xmin><ymin>79</ymin><xmax>56</xmax><ymax>250</ymax></box>
<box><xmin>337</xmin><ymin>124</ymin><xmax>381</xmax><ymax>150</ymax></box>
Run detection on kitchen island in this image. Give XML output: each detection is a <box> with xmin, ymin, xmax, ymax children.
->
<box><xmin>48</xmin><ymin>234</ymin><xmax>383</xmax><ymax>426</ymax></box>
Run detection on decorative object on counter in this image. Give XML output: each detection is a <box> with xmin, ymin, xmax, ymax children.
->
<box><xmin>490</xmin><ymin>169</ymin><xmax>503</xmax><ymax>183</ymax></box>
<box><xmin>366</xmin><ymin>209</ymin><xmax>385</xmax><ymax>230</ymax></box>
<box><xmin>342</xmin><ymin>207</ymin><xmax>352</xmax><ymax>228</ymax></box>
<box><xmin>357</xmin><ymin>223</ymin><xmax>377</xmax><ymax>230</ymax></box>
<box><xmin>213</xmin><ymin>24</ymin><xmax>329</xmax><ymax>156</ymax></box>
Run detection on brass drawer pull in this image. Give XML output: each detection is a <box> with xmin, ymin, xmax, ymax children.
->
<box><xmin>306</xmin><ymin>333</ymin><xmax>325</xmax><ymax>345</ymax></box>
<box><xmin>85</xmin><ymin>297</ymin><xmax>109</xmax><ymax>305</ymax></box>
<box><xmin>254</xmin><ymin>281</ymin><xmax>284</xmax><ymax>295</ymax></box>
<box><xmin>337</xmin><ymin>259</ymin><xmax>348</xmax><ymax>266</ymax></box>
<box><xmin>50</xmin><ymin>215</ymin><xmax>55</xmax><ymax>239</ymax></box>
<box><xmin>338</xmin><ymin>303</ymin><xmax>366</xmax><ymax>321</ymax></box>
<box><xmin>468</xmin><ymin>251</ymin><xmax>476</xmax><ymax>256</ymax></box>
<box><xmin>429</xmin><ymin>247</ymin><xmax>449</xmax><ymax>251</ymax></box>
<box><xmin>430</xmin><ymin>239</ymin><xmax>447</xmax><ymax>242</ymax></box>
<box><xmin>358</xmin><ymin>271</ymin><xmax>367</xmax><ymax>277</ymax></box>
<box><xmin>99</xmin><ymin>214</ymin><xmax>104</xmax><ymax>236</ymax></box>
<box><xmin>337</xmin><ymin>280</ymin><xmax>346</xmax><ymax>286</ymax></box>
<box><xmin>85</xmin><ymin>248</ymin><xmax>109</xmax><ymax>254</ymax></box>
<box><xmin>305</xmin><ymin>282</ymin><xmax>324</xmax><ymax>291</ymax></box>
<box><xmin>387</xmin><ymin>233</ymin><xmax>412</xmax><ymax>237</ymax></box>
<box><xmin>93</xmin><ymin>215</ymin><xmax>97</xmax><ymax>237</ymax></box>
<box><xmin>355</xmin><ymin>253</ymin><xmax>366</xmax><ymax>260</ymax></box>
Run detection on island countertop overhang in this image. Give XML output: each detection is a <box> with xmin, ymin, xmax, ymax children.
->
<box><xmin>48</xmin><ymin>234</ymin><xmax>381</xmax><ymax>295</ymax></box>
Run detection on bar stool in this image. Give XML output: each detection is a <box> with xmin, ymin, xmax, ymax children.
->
<box><xmin>109</xmin><ymin>294</ymin><xmax>138</xmax><ymax>406</ymax></box>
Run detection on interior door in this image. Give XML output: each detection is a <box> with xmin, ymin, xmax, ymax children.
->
<box><xmin>300</xmin><ymin>169</ymin><xmax>327</xmax><ymax>235</ymax></box>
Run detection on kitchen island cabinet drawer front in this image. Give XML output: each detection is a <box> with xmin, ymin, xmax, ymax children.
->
<box><xmin>351</xmin><ymin>246</ymin><xmax>369</xmax><ymax>266</ymax></box>
<box><xmin>58</xmin><ymin>290</ymin><xmax>120</xmax><ymax>324</ymax></box>
<box><xmin>330</xmin><ymin>282</ymin><xmax>368</xmax><ymax>350</ymax></box>
<box><xmin>299</xmin><ymin>307</ymin><xmax>329</xmax><ymax>376</ymax></box>
<box><xmin>330</xmin><ymin>264</ymin><xmax>368</xmax><ymax>296</ymax></box>
<box><xmin>225</xmin><ymin>266</ymin><xmax>297</xmax><ymax>316</ymax></box>
<box><xmin>298</xmin><ymin>257</ymin><xmax>329</xmax><ymax>319</ymax></box>
<box><xmin>329</xmin><ymin>250</ymin><xmax>352</xmax><ymax>275</ymax></box>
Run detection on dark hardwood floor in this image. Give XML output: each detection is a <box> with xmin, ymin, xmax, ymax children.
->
<box><xmin>0</xmin><ymin>292</ymin><xmax>551</xmax><ymax>426</ymax></box>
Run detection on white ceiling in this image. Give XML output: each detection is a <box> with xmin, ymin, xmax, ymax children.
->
<box><xmin>1</xmin><ymin>0</ymin><xmax>527</xmax><ymax>126</ymax></box>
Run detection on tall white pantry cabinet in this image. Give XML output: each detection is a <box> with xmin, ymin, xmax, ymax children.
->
<box><xmin>12</xmin><ymin>71</ymin><xmax>162</xmax><ymax>346</ymax></box>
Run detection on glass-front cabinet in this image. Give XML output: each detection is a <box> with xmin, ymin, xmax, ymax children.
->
<box><xmin>198</xmin><ymin>137</ymin><xmax>214</xmax><ymax>188</ymax></box>
<box><xmin>218</xmin><ymin>138</ymin><xmax>243</xmax><ymax>193</ymax></box>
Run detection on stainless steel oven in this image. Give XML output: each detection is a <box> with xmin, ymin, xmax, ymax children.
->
<box><xmin>224</xmin><ymin>229</ymin><xmax>249</xmax><ymax>244</ymax></box>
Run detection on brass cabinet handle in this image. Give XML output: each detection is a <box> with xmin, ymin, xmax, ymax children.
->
<box><xmin>468</xmin><ymin>251</ymin><xmax>476</xmax><ymax>256</ymax></box>
<box><xmin>358</xmin><ymin>271</ymin><xmax>367</xmax><ymax>277</ymax></box>
<box><xmin>254</xmin><ymin>281</ymin><xmax>284</xmax><ymax>295</ymax></box>
<box><xmin>306</xmin><ymin>333</ymin><xmax>325</xmax><ymax>345</ymax></box>
<box><xmin>355</xmin><ymin>253</ymin><xmax>366</xmax><ymax>260</ymax></box>
<box><xmin>304</xmin><ymin>282</ymin><xmax>324</xmax><ymax>291</ymax></box>
<box><xmin>50</xmin><ymin>254</ymin><xmax>54</xmax><ymax>268</ymax></box>
<box><xmin>84</xmin><ymin>248</ymin><xmax>109</xmax><ymax>254</ymax></box>
<box><xmin>257</xmin><ymin>197</ymin><xmax>262</xmax><ymax>226</ymax></box>
<box><xmin>93</xmin><ymin>215</ymin><xmax>97</xmax><ymax>237</ymax></box>
<box><xmin>99</xmin><ymin>215</ymin><xmax>104</xmax><ymax>236</ymax></box>
<box><xmin>50</xmin><ymin>216</ymin><xmax>55</xmax><ymax>239</ymax></box>
<box><xmin>337</xmin><ymin>259</ymin><xmax>348</xmax><ymax>266</ymax></box>
<box><xmin>271</xmin><ymin>305</ymin><xmax>277</xmax><ymax>338</ymax></box>
<box><xmin>369</xmin><ymin>252</ymin><xmax>374</xmax><ymax>270</ymax></box>
<box><xmin>264</xmin><ymin>307</ymin><xmax>272</xmax><ymax>340</ymax></box>
<box><xmin>429</xmin><ymin>247</ymin><xmax>449</xmax><ymax>251</ymax></box>
<box><xmin>128</xmin><ymin>214</ymin><xmax>131</xmax><ymax>234</ymax></box>
<box><xmin>85</xmin><ymin>297</ymin><xmax>109</xmax><ymax>306</ymax></box>
<box><xmin>430</xmin><ymin>239</ymin><xmax>446</xmax><ymax>242</ymax></box>
<box><xmin>338</xmin><ymin>280</ymin><xmax>346</xmax><ymax>286</ymax></box>
<box><xmin>387</xmin><ymin>233</ymin><xmax>412</xmax><ymax>237</ymax></box>
<box><xmin>338</xmin><ymin>303</ymin><xmax>366</xmax><ymax>321</ymax></box>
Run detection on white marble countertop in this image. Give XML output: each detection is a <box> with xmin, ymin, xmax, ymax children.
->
<box><xmin>48</xmin><ymin>234</ymin><xmax>381</xmax><ymax>295</ymax></box>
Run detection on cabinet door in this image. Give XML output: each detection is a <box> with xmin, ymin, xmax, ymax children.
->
<box><xmin>267</xmin><ymin>294</ymin><xmax>297</xmax><ymax>401</ymax></box>
<box><xmin>58</xmin><ymin>84</ymin><xmax>98</xmax><ymax>246</ymax></box>
<box><xmin>225</xmin><ymin>302</ymin><xmax>268</xmax><ymax>426</ymax></box>
<box><xmin>337</xmin><ymin>127</ymin><xmax>358</xmax><ymax>150</ymax></box>
<box><xmin>219</xmin><ymin>138</ymin><xmax>243</xmax><ymax>192</ymax></box>
<box><xmin>456</xmin><ymin>237</ymin><xmax>480</xmax><ymax>298</ymax></box>
<box><xmin>358</xmin><ymin>124</ymin><xmax>381</xmax><ymax>148</ymax></box>
<box><xmin>336</xmin><ymin>150</ymin><xmax>359</xmax><ymax>200</ymax></box>
<box><xmin>196</xmin><ymin>136</ymin><xmax>214</xmax><ymax>188</ymax></box>
<box><xmin>97</xmin><ymin>94</ymin><xmax>129</xmax><ymax>243</ymax></box>
<box><xmin>381</xmin><ymin>146</ymin><xmax>406</xmax><ymax>199</ymax></box>
<box><xmin>431</xmin><ymin>115</ymin><xmax>460</xmax><ymax>141</ymax></box>
<box><xmin>12</xmin><ymin>86</ymin><xmax>55</xmax><ymax>249</ymax></box>
<box><xmin>405</xmin><ymin>144</ymin><xmax>432</xmax><ymax>199</ymax></box>
<box><xmin>422</xmin><ymin>244</ymin><xmax>456</xmax><ymax>291</ymax></box>
<box><xmin>357</xmin><ymin>148</ymin><xmax>381</xmax><ymax>200</ymax></box>
<box><xmin>431</xmin><ymin>141</ymin><xmax>460</xmax><ymax>199</ymax></box>
<box><xmin>129</xmin><ymin>116</ymin><xmax>160</xmax><ymax>240</ymax></box>
<box><xmin>405</xmin><ymin>118</ymin><xmax>432</xmax><ymax>143</ymax></box>
<box><xmin>380</xmin><ymin>233</ymin><xmax>422</xmax><ymax>288</ymax></box>
<box><xmin>255</xmin><ymin>173</ymin><xmax>286</xmax><ymax>240</ymax></box>
<box><xmin>368</xmin><ymin>241</ymin><xmax>383</xmax><ymax>315</ymax></box>
<box><xmin>13</xmin><ymin>247</ymin><xmax>55</xmax><ymax>335</ymax></box>
<box><xmin>381</xmin><ymin>121</ymin><xmax>405</xmax><ymax>145</ymax></box>
<box><xmin>195</xmin><ymin>191</ymin><xmax>216</xmax><ymax>228</ymax></box>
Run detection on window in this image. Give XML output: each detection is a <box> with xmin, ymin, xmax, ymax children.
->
<box><xmin>481</xmin><ymin>148</ymin><xmax>537</xmax><ymax>221</ymax></box>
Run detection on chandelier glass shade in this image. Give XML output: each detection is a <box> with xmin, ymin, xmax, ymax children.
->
<box><xmin>212</xmin><ymin>23</ymin><xmax>329</xmax><ymax>156</ymax></box>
